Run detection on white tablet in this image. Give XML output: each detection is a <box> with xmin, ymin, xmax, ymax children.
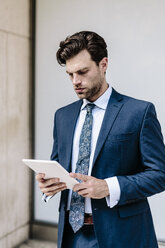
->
<box><xmin>22</xmin><ymin>159</ymin><xmax>78</xmax><ymax>189</ymax></box>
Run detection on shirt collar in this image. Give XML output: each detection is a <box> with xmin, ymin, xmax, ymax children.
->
<box><xmin>81</xmin><ymin>84</ymin><xmax>112</xmax><ymax>110</ymax></box>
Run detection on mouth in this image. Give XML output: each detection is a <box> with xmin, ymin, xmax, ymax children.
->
<box><xmin>75</xmin><ymin>88</ymin><xmax>85</xmax><ymax>93</ymax></box>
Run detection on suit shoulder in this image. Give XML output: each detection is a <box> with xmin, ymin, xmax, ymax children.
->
<box><xmin>55</xmin><ymin>99</ymin><xmax>82</xmax><ymax>115</ymax></box>
<box><xmin>121</xmin><ymin>92</ymin><xmax>155</xmax><ymax>110</ymax></box>
<box><xmin>112</xmin><ymin>90</ymin><xmax>156</xmax><ymax>118</ymax></box>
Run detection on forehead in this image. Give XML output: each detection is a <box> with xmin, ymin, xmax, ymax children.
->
<box><xmin>66</xmin><ymin>49</ymin><xmax>95</xmax><ymax>73</ymax></box>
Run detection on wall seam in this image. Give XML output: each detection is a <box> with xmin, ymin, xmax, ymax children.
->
<box><xmin>3</xmin><ymin>30</ymin><xmax>8</xmax><ymax>248</ymax></box>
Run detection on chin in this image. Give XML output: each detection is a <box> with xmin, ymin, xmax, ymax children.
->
<box><xmin>77</xmin><ymin>93</ymin><xmax>86</xmax><ymax>99</ymax></box>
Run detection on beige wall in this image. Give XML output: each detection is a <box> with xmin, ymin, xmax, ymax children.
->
<box><xmin>0</xmin><ymin>1</ymin><xmax>32</xmax><ymax>247</ymax></box>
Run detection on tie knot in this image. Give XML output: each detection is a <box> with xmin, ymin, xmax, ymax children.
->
<box><xmin>86</xmin><ymin>103</ymin><xmax>95</xmax><ymax>114</ymax></box>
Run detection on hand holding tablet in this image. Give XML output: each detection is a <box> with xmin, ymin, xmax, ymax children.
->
<box><xmin>22</xmin><ymin>159</ymin><xmax>79</xmax><ymax>190</ymax></box>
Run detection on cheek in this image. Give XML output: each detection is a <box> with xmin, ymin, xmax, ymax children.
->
<box><xmin>87</xmin><ymin>74</ymin><xmax>99</xmax><ymax>85</ymax></box>
<box><xmin>82</xmin><ymin>70</ymin><xmax>101</xmax><ymax>86</ymax></box>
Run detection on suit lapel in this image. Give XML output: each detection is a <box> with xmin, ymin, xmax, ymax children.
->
<box><xmin>65</xmin><ymin>100</ymin><xmax>82</xmax><ymax>171</ymax></box>
<box><xmin>92</xmin><ymin>89</ymin><xmax>124</xmax><ymax>167</ymax></box>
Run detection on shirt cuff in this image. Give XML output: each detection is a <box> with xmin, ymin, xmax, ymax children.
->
<box><xmin>104</xmin><ymin>176</ymin><xmax>121</xmax><ymax>208</ymax></box>
<box><xmin>42</xmin><ymin>193</ymin><xmax>54</xmax><ymax>202</ymax></box>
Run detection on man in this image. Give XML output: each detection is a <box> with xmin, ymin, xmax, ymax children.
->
<box><xmin>36</xmin><ymin>31</ymin><xmax>165</xmax><ymax>248</ymax></box>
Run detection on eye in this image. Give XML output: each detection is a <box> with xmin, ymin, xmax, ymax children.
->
<box><xmin>78</xmin><ymin>70</ymin><xmax>88</xmax><ymax>75</ymax></box>
<box><xmin>69</xmin><ymin>73</ymin><xmax>73</xmax><ymax>78</ymax></box>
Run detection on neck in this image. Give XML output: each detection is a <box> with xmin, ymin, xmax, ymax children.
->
<box><xmin>88</xmin><ymin>82</ymin><xmax>109</xmax><ymax>102</ymax></box>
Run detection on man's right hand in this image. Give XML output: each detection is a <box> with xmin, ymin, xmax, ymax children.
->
<box><xmin>36</xmin><ymin>173</ymin><xmax>67</xmax><ymax>196</ymax></box>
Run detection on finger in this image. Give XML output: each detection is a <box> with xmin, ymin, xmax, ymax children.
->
<box><xmin>73</xmin><ymin>183</ymin><xmax>87</xmax><ymax>192</ymax></box>
<box><xmin>36</xmin><ymin>173</ymin><xmax>45</xmax><ymax>182</ymax></box>
<box><xmin>45</xmin><ymin>186</ymin><xmax>67</xmax><ymax>196</ymax></box>
<box><xmin>43</xmin><ymin>183</ymin><xmax>67</xmax><ymax>195</ymax></box>
<box><xmin>45</xmin><ymin>187</ymin><xmax>66</xmax><ymax>196</ymax></box>
<box><xmin>77</xmin><ymin>189</ymin><xmax>89</xmax><ymax>197</ymax></box>
<box><xmin>42</xmin><ymin>184</ymin><xmax>64</xmax><ymax>193</ymax></box>
<box><xmin>39</xmin><ymin>178</ymin><xmax>60</xmax><ymax>188</ymax></box>
<box><xmin>42</xmin><ymin>182</ymin><xmax>64</xmax><ymax>193</ymax></box>
<box><xmin>70</xmin><ymin>173</ymin><xmax>89</xmax><ymax>182</ymax></box>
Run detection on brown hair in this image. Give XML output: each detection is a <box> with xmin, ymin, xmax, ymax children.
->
<box><xmin>56</xmin><ymin>31</ymin><xmax>108</xmax><ymax>66</ymax></box>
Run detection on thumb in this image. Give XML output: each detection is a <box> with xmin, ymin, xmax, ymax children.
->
<box><xmin>70</xmin><ymin>173</ymin><xmax>89</xmax><ymax>182</ymax></box>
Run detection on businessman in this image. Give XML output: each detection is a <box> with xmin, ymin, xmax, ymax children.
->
<box><xmin>36</xmin><ymin>31</ymin><xmax>165</xmax><ymax>248</ymax></box>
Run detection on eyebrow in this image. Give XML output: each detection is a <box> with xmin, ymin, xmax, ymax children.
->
<box><xmin>66</xmin><ymin>67</ymin><xmax>89</xmax><ymax>74</ymax></box>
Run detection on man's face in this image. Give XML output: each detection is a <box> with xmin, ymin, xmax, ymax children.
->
<box><xmin>66</xmin><ymin>49</ymin><xmax>108</xmax><ymax>102</ymax></box>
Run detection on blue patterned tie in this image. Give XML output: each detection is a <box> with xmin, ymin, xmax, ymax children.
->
<box><xmin>69</xmin><ymin>103</ymin><xmax>94</xmax><ymax>233</ymax></box>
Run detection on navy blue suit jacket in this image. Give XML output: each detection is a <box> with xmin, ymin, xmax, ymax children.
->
<box><xmin>51</xmin><ymin>89</ymin><xmax>165</xmax><ymax>248</ymax></box>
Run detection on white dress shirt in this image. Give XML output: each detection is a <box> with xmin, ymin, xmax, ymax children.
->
<box><xmin>67</xmin><ymin>84</ymin><xmax>120</xmax><ymax>213</ymax></box>
<box><xmin>43</xmin><ymin>85</ymin><xmax>121</xmax><ymax>210</ymax></box>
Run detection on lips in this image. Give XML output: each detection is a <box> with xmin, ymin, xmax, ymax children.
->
<box><xmin>75</xmin><ymin>88</ymin><xmax>85</xmax><ymax>93</ymax></box>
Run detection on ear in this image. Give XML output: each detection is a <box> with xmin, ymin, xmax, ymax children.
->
<box><xmin>99</xmin><ymin>57</ymin><xmax>108</xmax><ymax>73</ymax></box>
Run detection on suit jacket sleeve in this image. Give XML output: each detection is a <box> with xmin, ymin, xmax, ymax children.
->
<box><xmin>117</xmin><ymin>103</ymin><xmax>165</xmax><ymax>205</ymax></box>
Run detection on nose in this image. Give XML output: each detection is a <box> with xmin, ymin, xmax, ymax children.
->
<box><xmin>72</xmin><ymin>74</ymin><xmax>81</xmax><ymax>86</ymax></box>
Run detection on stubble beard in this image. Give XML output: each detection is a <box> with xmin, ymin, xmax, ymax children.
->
<box><xmin>76</xmin><ymin>79</ymin><xmax>103</xmax><ymax>101</ymax></box>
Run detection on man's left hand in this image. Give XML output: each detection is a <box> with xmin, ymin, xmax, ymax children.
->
<box><xmin>70</xmin><ymin>173</ymin><xmax>109</xmax><ymax>199</ymax></box>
